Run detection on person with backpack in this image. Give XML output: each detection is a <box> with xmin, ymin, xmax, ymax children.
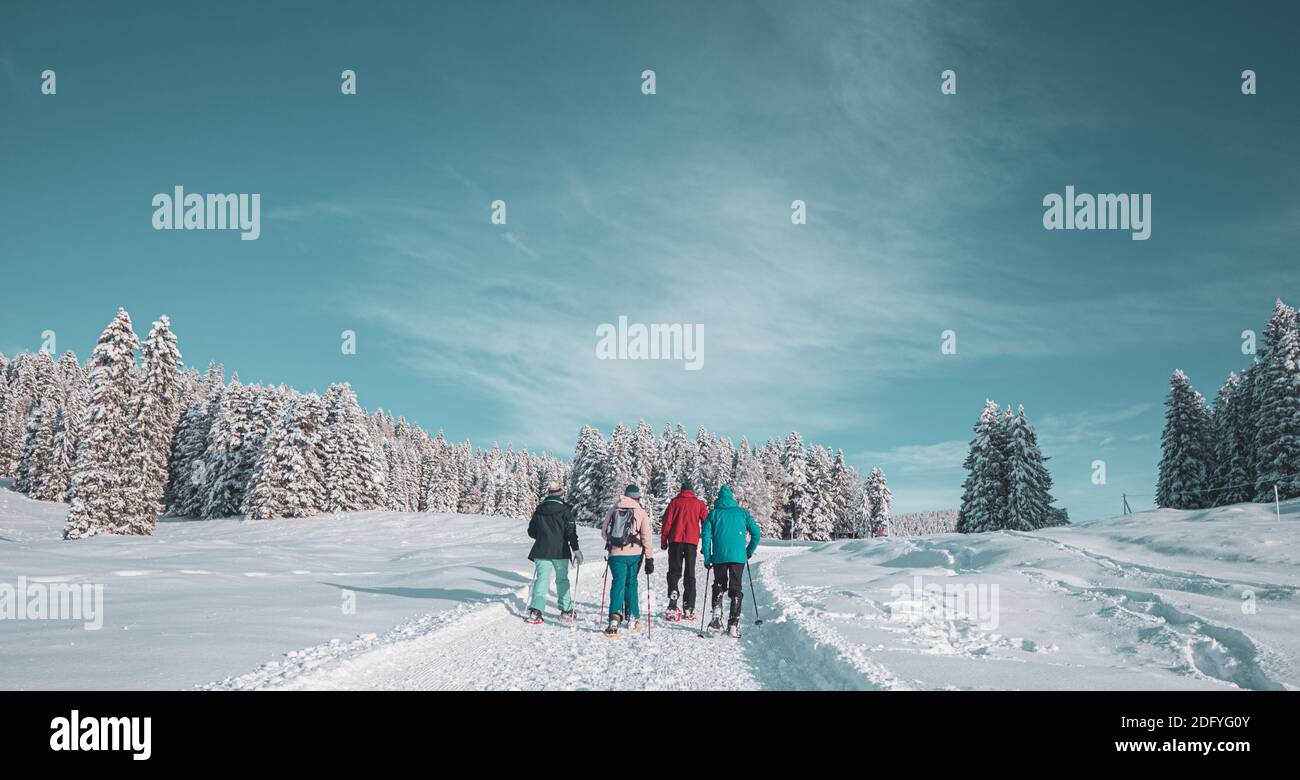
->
<box><xmin>599</xmin><ymin>484</ymin><xmax>655</xmax><ymax>637</ymax></box>
<box><xmin>524</xmin><ymin>481</ymin><xmax>582</xmax><ymax>625</ymax></box>
<box><xmin>659</xmin><ymin>479</ymin><xmax>708</xmax><ymax>622</ymax></box>
<box><xmin>700</xmin><ymin>484</ymin><xmax>761</xmax><ymax>637</ymax></box>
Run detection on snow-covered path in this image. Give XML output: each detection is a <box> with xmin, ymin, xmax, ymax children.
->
<box><xmin>217</xmin><ymin>542</ymin><xmax>816</xmax><ymax>691</ymax></box>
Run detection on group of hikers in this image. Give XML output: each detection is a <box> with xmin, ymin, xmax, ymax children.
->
<box><xmin>525</xmin><ymin>480</ymin><xmax>762</xmax><ymax>637</ymax></box>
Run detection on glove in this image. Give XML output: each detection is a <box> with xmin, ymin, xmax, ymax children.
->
<box><xmin>704</xmin><ymin>561</ymin><xmax>713</xmax><ymax>570</ymax></box>
<box><xmin>644</xmin><ymin>558</ymin><xmax>655</xmax><ymax>575</ymax></box>
<box><xmin>572</xmin><ymin>549</ymin><xmax>584</xmax><ymax>566</ymax></box>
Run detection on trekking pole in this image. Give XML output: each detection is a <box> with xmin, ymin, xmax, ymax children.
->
<box><xmin>697</xmin><ymin>566</ymin><xmax>711</xmax><ymax>638</ymax></box>
<box><xmin>598</xmin><ymin>558</ymin><xmax>609</xmax><ymax>626</ymax></box>
<box><xmin>745</xmin><ymin>560</ymin><xmax>764</xmax><ymax>626</ymax></box>
<box><xmin>646</xmin><ymin>562</ymin><xmax>652</xmax><ymax>639</ymax></box>
<box><xmin>572</xmin><ymin>556</ymin><xmax>581</xmax><ymax>622</ymax></box>
<box><xmin>526</xmin><ymin>568</ymin><xmax>537</xmax><ymax>616</ymax></box>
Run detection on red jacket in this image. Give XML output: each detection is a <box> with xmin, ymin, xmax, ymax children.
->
<box><xmin>659</xmin><ymin>489</ymin><xmax>709</xmax><ymax>547</ymax></box>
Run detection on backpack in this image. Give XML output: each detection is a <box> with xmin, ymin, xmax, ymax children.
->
<box><xmin>607</xmin><ymin>506</ymin><xmax>637</xmax><ymax>549</ymax></box>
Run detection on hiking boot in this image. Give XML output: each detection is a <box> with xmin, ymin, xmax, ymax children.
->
<box><xmin>559</xmin><ymin>609</ymin><xmax>575</xmax><ymax>624</ymax></box>
<box><xmin>682</xmin><ymin>608</ymin><xmax>696</xmax><ymax>622</ymax></box>
<box><xmin>667</xmin><ymin>591</ymin><xmax>679</xmax><ymax>612</ymax></box>
<box><xmin>727</xmin><ymin>617</ymin><xmax>741</xmax><ymax>638</ymax></box>
<box><xmin>603</xmin><ymin>613</ymin><xmax>623</xmax><ymax>637</ymax></box>
<box><xmin>707</xmin><ymin>609</ymin><xmax>723</xmax><ymax>631</ymax></box>
<box><xmin>631</xmin><ymin>619</ymin><xmax>643</xmax><ymax>632</ymax></box>
<box><xmin>524</xmin><ymin>608</ymin><xmax>543</xmax><ymax>624</ymax></box>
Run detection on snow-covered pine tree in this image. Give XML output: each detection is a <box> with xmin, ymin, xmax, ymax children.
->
<box><xmin>779</xmin><ymin>431</ymin><xmax>813</xmax><ymax>539</ymax></box>
<box><xmin>1005</xmin><ymin>405</ymin><xmax>1050</xmax><ymax>530</ymax></box>
<box><xmin>201</xmin><ymin>379</ymin><xmax>259</xmax><ymax>518</ymax></box>
<box><xmin>1210</xmin><ymin>372</ymin><xmax>1250</xmax><ymax>505</ymax></box>
<box><xmin>568</xmin><ymin>425</ymin><xmax>612</xmax><ymax>524</ymax></box>
<box><xmin>630</xmin><ymin>420</ymin><xmax>660</xmax><ymax>519</ymax></box>
<box><xmin>320</xmin><ymin>383</ymin><xmax>386</xmax><ymax>513</ymax></box>
<box><xmin>16</xmin><ymin>400</ymin><xmax>58</xmax><ymax>498</ymax></box>
<box><xmin>421</xmin><ymin>430</ymin><xmax>460</xmax><ymax>513</ymax></box>
<box><xmin>35</xmin><ymin>406</ymin><xmax>77</xmax><ymax>502</ymax></box>
<box><xmin>13</xmin><ymin>351</ymin><xmax>56</xmax><ymax>493</ymax></box>
<box><xmin>0</xmin><ymin>353</ymin><xmax>40</xmax><ymax>475</ymax></box>
<box><xmin>244</xmin><ymin>393</ymin><xmax>328</xmax><ymax>519</ymax></box>
<box><xmin>134</xmin><ymin>315</ymin><xmax>184</xmax><ymax>527</ymax></box>
<box><xmin>64</xmin><ymin>309</ymin><xmax>144</xmax><ymax>539</ymax></box>
<box><xmin>956</xmin><ymin>400</ymin><xmax>1010</xmax><ymax>533</ymax></box>
<box><xmin>1253</xmin><ymin>300</ymin><xmax>1300</xmax><ymax>501</ymax></box>
<box><xmin>694</xmin><ymin>427</ymin><xmax>718</xmax><ymax>505</ymax></box>
<box><xmin>802</xmin><ymin>445</ymin><xmax>837</xmax><ymax>541</ymax></box>
<box><xmin>864</xmin><ymin>466</ymin><xmax>892</xmax><ymax>537</ymax></box>
<box><xmin>827</xmin><ymin>450</ymin><xmax>860</xmax><ymax>538</ymax></box>
<box><xmin>1156</xmin><ymin>370</ymin><xmax>1214</xmax><ymax>509</ymax></box>
<box><xmin>731</xmin><ymin>437</ymin><xmax>775</xmax><ymax>534</ymax></box>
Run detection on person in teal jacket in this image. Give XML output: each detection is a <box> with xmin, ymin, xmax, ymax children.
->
<box><xmin>700</xmin><ymin>484</ymin><xmax>761</xmax><ymax>636</ymax></box>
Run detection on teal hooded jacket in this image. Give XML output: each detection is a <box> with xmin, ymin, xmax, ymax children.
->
<box><xmin>701</xmin><ymin>485</ymin><xmax>761</xmax><ymax>565</ymax></box>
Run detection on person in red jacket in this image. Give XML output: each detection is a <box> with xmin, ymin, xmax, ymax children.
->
<box><xmin>659</xmin><ymin>480</ymin><xmax>709</xmax><ymax>621</ymax></box>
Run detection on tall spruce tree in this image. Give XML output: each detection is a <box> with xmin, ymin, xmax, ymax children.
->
<box><xmin>1005</xmin><ymin>405</ymin><xmax>1051</xmax><ymax>530</ymax></box>
<box><xmin>65</xmin><ymin>309</ymin><xmax>144</xmax><ymax>539</ymax></box>
<box><xmin>1156</xmin><ymin>370</ymin><xmax>1214</xmax><ymax>509</ymax></box>
<box><xmin>957</xmin><ymin>400</ymin><xmax>1009</xmax><ymax>533</ymax></box>
<box><xmin>134</xmin><ymin>316</ymin><xmax>184</xmax><ymax>527</ymax></box>
<box><xmin>1253</xmin><ymin>301</ymin><xmax>1300</xmax><ymax>500</ymax></box>
<box><xmin>864</xmin><ymin>466</ymin><xmax>892</xmax><ymax>536</ymax></box>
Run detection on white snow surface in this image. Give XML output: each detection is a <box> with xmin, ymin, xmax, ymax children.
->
<box><xmin>2</xmin><ymin>481</ymin><xmax>1298</xmax><ymax>690</ymax></box>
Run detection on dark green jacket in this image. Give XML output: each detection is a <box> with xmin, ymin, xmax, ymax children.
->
<box><xmin>527</xmin><ymin>496</ymin><xmax>579</xmax><ymax>561</ymax></box>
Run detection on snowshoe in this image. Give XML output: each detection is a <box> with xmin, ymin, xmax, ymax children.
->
<box><xmin>664</xmin><ymin>608</ymin><xmax>681</xmax><ymax>623</ymax></box>
<box><xmin>727</xmin><ymin>618</ymin><xmax>741</xmax><ymax>638</ymax></box>
<box><xmin>560</xmin><ymin>610</ymin><xmax>576</xmax><ymax>624</ymax></box>
<box><xmin>524</xmin><ymin>608</ymin><xmax>543</xmax><ymax>625</ymax></box>
<box><xmin>682</xmin><ymin>608</ymin><xmax>696</xmax><ymax>622</ymax></box>
<box><xmin>631</xmin><ymin>619</ymin><xmax>644</xmax><ymax>633</ymax></box>
<box><xmin>602</xmin><ymin>613</ymin><xmax>623</xmax><ymax>638</ymax></box>
<box><xmin>707</xmin><ymin>611</ymin><xmax>723</xmax><ymax>632</ymax></box>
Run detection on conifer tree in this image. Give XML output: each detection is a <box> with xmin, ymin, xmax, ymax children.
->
<box><xmin>133</xmin><ymin>316</ymin><xmax>184</xmax><ymax>527</ymax></box>
<box><xmin>864</xmin><ymin>466</ymin><xmax>892</xmax><ymax>536</ymax></box>
<box><xmin>957</xmin><ymin>400</ymin><xmax>1010</xmax><ymax>533</ymax></box>
<box><xmin>65</xmin><ymin>309</ymin><xmax>144</xmax><ymax>539</ymax></box>
<box><xmin>1252</xmin><ymin>301</ymin><xmax>1300</xmax><ymax>500</ymax></box>
<box><xmin>1156</xmin><ymin>370</ymin><xmax>1214</xmax><ymax>509</ymax></box>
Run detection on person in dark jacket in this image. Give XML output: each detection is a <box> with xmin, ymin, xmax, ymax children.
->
<box><xmin>525</xmin><ymin>482</ymin><xmax>582</xmax><ymax>624</ymax></box>
<box><xmin>659</xmin><ymin>480</ymin><xmax>709</xmax><ymax>621</ymax></box>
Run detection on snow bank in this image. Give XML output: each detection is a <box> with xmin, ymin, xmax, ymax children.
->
<box><xmin>760</xmin><ymin>499</ymin><xmax>1300</xmax><ymax>690</ymax></box>
<box><xmin>0</xmin><ymin>485</ymin><xmax>538</xmax><ymax>690</ymax></box>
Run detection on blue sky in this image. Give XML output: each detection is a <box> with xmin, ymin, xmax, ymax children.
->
<box><xmin>2</xmin><ymin>1</ymin><xmax>1297</xmax><ymax>520</ymax></box>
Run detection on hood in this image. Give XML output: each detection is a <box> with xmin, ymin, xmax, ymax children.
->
<box><xmin>616</xmin><ymin>495</ymin><xmax>642</xmax><ymax>509</ymax></box>
<box><xmin>713</xmin><ymin>484</ymin><xmax>739</xmax><ymax>509</ymax></box>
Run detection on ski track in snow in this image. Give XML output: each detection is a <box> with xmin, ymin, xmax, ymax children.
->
<box><xmin>210</xmin><ymin>547</ymin><xmax>843</xmax><ymax>691</ymax></box>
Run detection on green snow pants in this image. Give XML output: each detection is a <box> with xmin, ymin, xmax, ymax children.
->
<box><xmin>529</xmin><ymin>558</ymin><xmax>574</xmax><ymax>613</ymax></box>
<box><xmin>607</xmin><ymin>554</ymin><xmax>643</xmax><ymax>619</ymax></box>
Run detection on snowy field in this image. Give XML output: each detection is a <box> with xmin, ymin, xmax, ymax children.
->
<box><xmin>2</xmin><ymin>481</ymin><xmax>1298</xmax><ymax>691</ymax></box>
